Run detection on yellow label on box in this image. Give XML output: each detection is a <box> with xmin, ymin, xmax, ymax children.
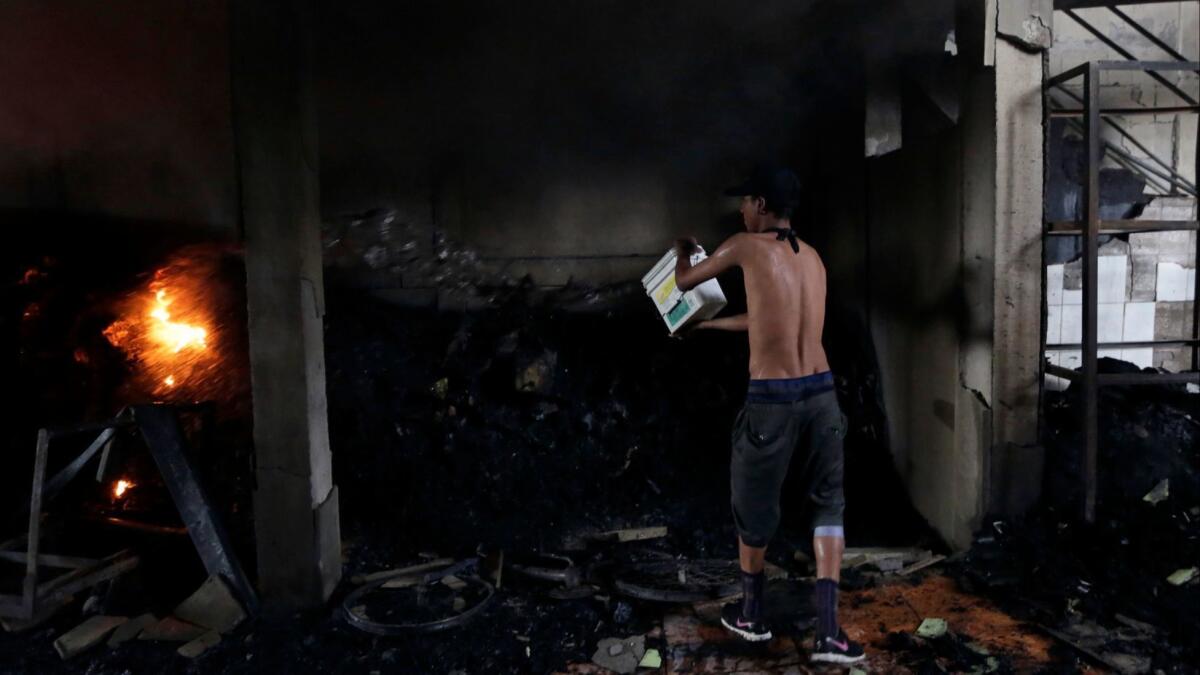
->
<box><xmin>655</xmin><ymin>275</ymin><xmax>677</xmax><ymax>304</ymax></box>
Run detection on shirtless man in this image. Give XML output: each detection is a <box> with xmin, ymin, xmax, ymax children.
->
<box><xmin>673</xmin><ymin>165</ymin><xmax>864</xmax><ymax>665</ymax></box>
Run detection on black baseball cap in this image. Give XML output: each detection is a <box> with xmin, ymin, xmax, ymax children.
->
<box><xmin>723</xmin><ymin>164</ymin><xmax>801</xmax><ymax>211</ymax></box>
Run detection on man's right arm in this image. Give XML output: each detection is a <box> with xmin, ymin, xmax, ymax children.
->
<box><xmin>695</xmin><ymin>313</ymin><xmax>749</xmax><ymax>331</ymax></box>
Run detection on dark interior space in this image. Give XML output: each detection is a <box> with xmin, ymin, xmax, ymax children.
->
<box><xmin>1</xmin><ymin>1</ymin><xmax>1198</xmax><ymax>673</ymax></box>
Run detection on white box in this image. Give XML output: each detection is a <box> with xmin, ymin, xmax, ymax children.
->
<box><xmin>642</xmin><ymin>248</ymin><xmax>727</xmax><ymax>334</ymax></box>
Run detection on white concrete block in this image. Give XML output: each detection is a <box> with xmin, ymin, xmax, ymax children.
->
<box><xmin>1098</xmin><ymin>303</ymin><xmax>1124</xmax><ymax>342</ymax></box>
<box><xmin>1097</xmin><ymin>255</ymin><xmax>1127</xmax><ymax>303</ymax></box>
<box><xmin>1046</xmin><ymin>264</ymin><xmax>1064</xmax><ymax>306</ymax></box>
<box><xmin>1098</xmin><ymin>348</ymin><xmax>1123</xmax><ymax>361</ymax></box>
<box><xmin>1138</xmin><ymin>196</ymin><xmax>1196</xmax><ymax>221</ymax></box>
<box><xmin>1122</xmin><ymin>302</ymin><xmax>1156</xmax><ymax>342</ymax></box>
<box><xmin>1046</xmin><ymin>304</ymin><xmax>1063</xmax><ymax>344</ymax></box>
<box><xmin>1062</xmin><ymin>305</ymin><xmax>1082</xmax><ymax>343</ymax></box>
<box><xmin>1063</xmin><ymin>289</ymin><xmax>1082</xmax><ymax>306</ymax></box>
<box><xmin>1157</xmin><ymin>262</ymin><xmax>1189</xmax><ymax>301</ymax></box>
<box><xmin>1188</xmin><ymin>269</ymin><xmax>1196</xmax><ymax>302</ymax></box>
<box><xmin>1122</xmin><ymin>348</ymin><xmax>1154</xmax><ymax>369</ymax></box>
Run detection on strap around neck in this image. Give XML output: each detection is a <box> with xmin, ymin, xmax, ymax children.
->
<box><xmin>766</xmin><ymin>227</ymin><xmax>800</xmax><ymax>254</ymax></box>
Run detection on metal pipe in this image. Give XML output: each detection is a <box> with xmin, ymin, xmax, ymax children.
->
<box><xmin>1063</xmin><ymin>11</ymin><xmax>1198</xmax><ymax>105</ymax></box>
<box><xmin>1083</xmin><ymin>63</ymin><xmax>1101</xmax><ymax>524</ymax></box>
<box><xmin>1108</xmin><ymin>7</ymin><xmax>1190</xmax><ymax>63</ymax></box>
<box><xmin>1049</xmin><ymin>88</ymin><xmax>1196</xmax><ymax>193</ymax></box>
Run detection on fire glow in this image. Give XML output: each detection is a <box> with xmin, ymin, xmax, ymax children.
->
<box><xmin>149</xmin><ymin>289</ymin><xmax>207</xmax><ymax>354</ymax></box>
<box><xmin>113</xmin><ymin>479</ymin><xmax>134</xmax><ymax>499</ymax></box>
<box><xmin>104</xmin><ymin>266</ymin><xmax>214</xmax><ymax>396</ymax></box>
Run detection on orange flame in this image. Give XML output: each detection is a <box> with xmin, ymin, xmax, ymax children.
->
<box><xmin>149</xmin><ymin>289</ymin><xmax>207</xmax><ymax>354</ymax></box>
<box><xmin>104</xmin><ymin>265</ymin><xmax>215</xmax><ymax>396</ymax></box>
<box><xmin>113</xmin><ymin>479</ymin><xmax>134</xmax><ymax>499</ymax></box>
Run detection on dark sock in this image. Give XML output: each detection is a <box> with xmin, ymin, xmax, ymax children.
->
<box><xmin>815</xmin><ymin>578</ymin><xmax>839</xmax><ymax>639</ymax></box>
<box><xmin>740</xmin><ymin>570</ymin><xmax>765</xmax><ymax>621</ymax></box>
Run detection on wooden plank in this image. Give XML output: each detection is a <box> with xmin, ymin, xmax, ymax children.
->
<box><xmin>586</xmin><ymin>526</ymin><xmax>668</xmax><ymax>543</ymax></box>
<box><xmin>351</xmin><ymin>558</ymin><xmax>454</xmax><ymax>585</ymax></box>
<box><xmin>23</xmin><ymin>430</ymin><xmax>49</xmax><ymax>618</ymax></box>
<box><xmin>37</xmin><ymin>551</ymin><xmax>139</xmax><ymax>607</ymax></box>
<box><xmin>897</xmin><ymin>555</ymin><xmax>948</xmax><ymax>576</ymax></box>
<box><xmin>0</xmin><ymin>552</ymin><xmax>95</xmax><ymax>569</ymax></box>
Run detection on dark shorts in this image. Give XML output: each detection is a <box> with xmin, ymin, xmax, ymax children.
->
<box><xmin>730</xmin><ymin>373</ymin><xmax>846</xmax><ymax>548</ymax></box>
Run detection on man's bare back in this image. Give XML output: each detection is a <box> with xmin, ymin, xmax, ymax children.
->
<box><xmin>674</xmin><ymin>230</ymin><xmax>829</xmax><ymax>379</ymax></box>
<box><xmin>668</xmin><ymin>165</ymin><xmax>864</xmax><ymax>662</ymax></box>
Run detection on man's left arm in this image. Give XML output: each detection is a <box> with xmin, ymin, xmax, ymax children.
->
<box><xmin>674</xmin><ymin>234</ymin><xmax>743</xmax><ymax>291</ymax></box>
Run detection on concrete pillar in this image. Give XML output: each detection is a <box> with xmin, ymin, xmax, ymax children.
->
<box><xmin>989</xmin><ymin>37</ymin><xmax>1046</xmax><ymax>516</ymax></box>
<box><xmin>230</xmin><ymin>0</ymin><xmax>341</xmax><ymax>610</ymax></box>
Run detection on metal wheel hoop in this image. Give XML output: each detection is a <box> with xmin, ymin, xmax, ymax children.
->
<box><xmin>341</xmin><ymin>570</ymin><xmax>495</xmax><ymax>635</ymax></box>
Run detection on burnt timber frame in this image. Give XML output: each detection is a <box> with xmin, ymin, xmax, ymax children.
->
<box><xmin>0</xmin><ymin>416</ymin><xmax>140</xmax><ymax>620</ymax></box>
<box><xmin>0</xmin><ymin>405</ymin><xmax>258</xmax><ymax>620</ymax></box>
<box><xmin>1042</xmin><ymin>59</ymin><xmax>1200</xmax><ymax>523</ymax></box>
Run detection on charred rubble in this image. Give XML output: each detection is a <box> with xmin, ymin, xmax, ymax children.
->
<box><xmin>956</xmin><ymin>358</ymin><xmax>1200</xmax><ymax>674</ymax></box>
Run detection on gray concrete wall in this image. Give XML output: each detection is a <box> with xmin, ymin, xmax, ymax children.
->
<box><xmin>867</xmin><ymin>125</ymin><xmax>978</xmax><ymax>547</ymax></box>
<box><xmin>313</xmin><ymin>1</ymin><xmax>867</xmax><ymax>300</ymax></box>
<box><xmin>846</xmin><ymin>3</ymin><xmax>1050</xmax><ymax>547</ymax></box>
<box><xmin>0</xmin><ymin>0</ymin><xmax>237</xmax><ymax>235</ymax></box>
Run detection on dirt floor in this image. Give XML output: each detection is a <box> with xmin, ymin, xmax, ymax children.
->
<box><xmin>0</xmin><ymin>566</ymin><xmax>1111</xmax><ymax>674</ymax></box>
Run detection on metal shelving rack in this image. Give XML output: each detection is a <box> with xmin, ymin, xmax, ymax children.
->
<box><xmin>1042</xmin><ymin>49</ymin><xmax>1200</xmax><ymax>521</ymax></box>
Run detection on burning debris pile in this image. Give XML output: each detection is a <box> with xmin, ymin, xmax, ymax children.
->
<box><xmin>955</xmin><ymin>358</ymin><xmax>1200</xmax><ymax>673</ymax></box>
<box><xmin>101</xmin><ymin>246</ymin><xmax>250</xmax><ymax>408</ymax></box>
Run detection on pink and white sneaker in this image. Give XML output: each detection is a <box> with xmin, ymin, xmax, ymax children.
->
<box><xmin>811</xmin><ymin>628</ymin><xmax>866</xmax><ymax>664</ymax></box>
<box><xmin>720</xmin><ymin>602</ymin><xmax>772</xmax><ymax>642</ymax></box>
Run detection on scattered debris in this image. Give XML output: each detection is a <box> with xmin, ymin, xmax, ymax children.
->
<box><xmin>177</xmin><ymin>630</ymin><xmax>221</xmax><ymax>659</ymax></box>
<box><xmin>441</xmin><ymin>575</ymin><xmax>468</xmax><ymax>591</ymax></box>
<box><xmin>797</xmin><ymin>546</ymin><xmax>934</xmax><ymax>575</ymax></box>
<box><xmin>590</xmin><ymin>635</ymin><xmax>645</xmax><ymax>675</ymax></box>
<box><xmin>916</xmin><ymin>617</ymin><xmax>948</xmax><ymax>639</ymax></box>
<box><xmin>54</xmin><ymin>615</ymin><xmax>128</xmax><ymax>659</ymax></box>
<box><xmin>585</xmin><ymin>526</ymin><xmax>668</xmax><ymax>544</ymax></box>
<box><xmin>173</xmin><ymin>575</ymin><xmax>247</xmax><ymax>634</ymax></box>
<box><xmin>137</xmin><ymin>616</ymin><xmax>208</xmax><ymax>643</ymax></box>
<box><xmin>898</xmin><ymin>554</ymin><xmax>948</xmax><ymax>576</ymax></box>
<box><xmin>508</xmin><ymin>554</ymin><xmax>582</xmax><ymax>588</ymax></box>
<box><xmin>638</xmin><ymin>647</ymin><xmax>661</xmax><ymax>669</ymax></box>
<box><xmin>1142</xmin><ymin>478</ymin><xmax>1169</xmax><ymax>505</ymax></box>
<box><xmin>107</xmin><ymin>613</ymin><xmax>158</xmax><ymax>648</ymax></box>
<box><xmin>1166</xmin><ymin>567</ymin><xmax>1196</xmax><ymax>586</ymax></box>
<box><xmin>481</xmin><ymin>549</ymin><xmax>504</xmax><ymax>590</ymax></box>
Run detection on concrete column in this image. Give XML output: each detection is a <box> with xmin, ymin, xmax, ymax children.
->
<box><xmin>230</xmin><ymin>0</ymin><xmax>341</xmax><ymax>610</ymax></box>
<box><xmin>990</xmin><ymin>38</ymin><xmax>1045</xmax><ymax>515</ymax></box>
